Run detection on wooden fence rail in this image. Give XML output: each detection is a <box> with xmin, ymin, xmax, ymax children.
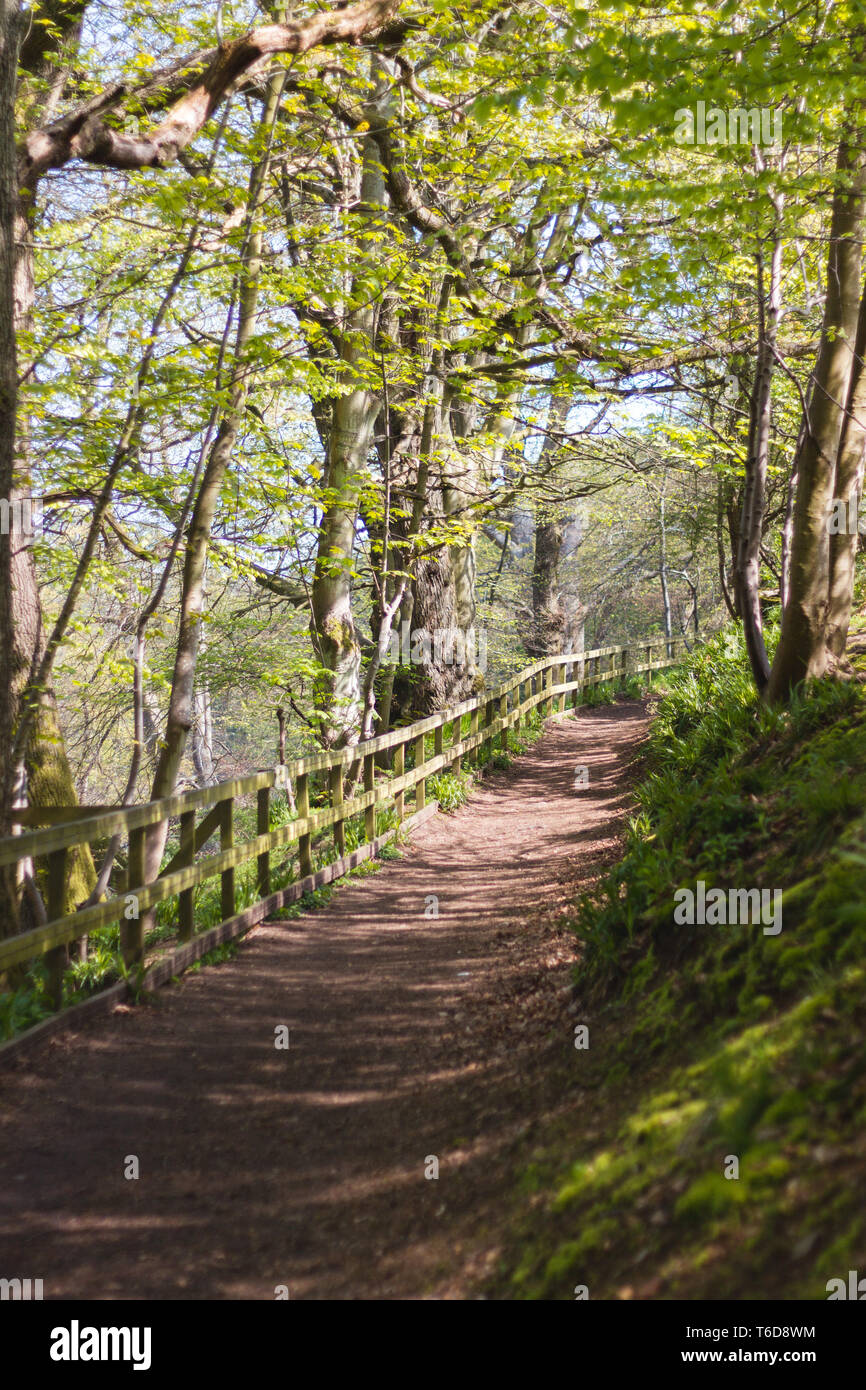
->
<box><xmin>0</xmin><ymin>636</ymin><xmax>688</xmax><ymax>1018</ymax></box>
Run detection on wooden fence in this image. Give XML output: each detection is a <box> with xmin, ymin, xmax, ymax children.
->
<box><xmin>0</xmin><ymin>636</ymin><xmax>688</xmax><ymax>1027</ymax></box>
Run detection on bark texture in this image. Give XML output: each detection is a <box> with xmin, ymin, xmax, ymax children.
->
<box><xmin>768</xmin><ymin>124</ymin><xmax>866</xmax><ymax>699</ymax></box>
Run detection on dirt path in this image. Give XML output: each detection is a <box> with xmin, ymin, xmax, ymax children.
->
<box><xmin>0</xmin><ymin>702</ymin><xmax>647</xmax><ymax>1300</ymax></box>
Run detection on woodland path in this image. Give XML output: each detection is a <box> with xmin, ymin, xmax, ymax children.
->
<box><xmin>0</xmin><ymin>702</ymin><xmax>647</xmax><ymax>1300</ymax></box>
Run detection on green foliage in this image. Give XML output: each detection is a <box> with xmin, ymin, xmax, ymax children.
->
<box><xmin>13</xmin><ymin>0</ymin><xmax>866</xmax><ymax>1293</ymax></box>
<box><xmin>188</xmin><ymin>942</ymin><xmax>240</xmax><ymax>972</ymax></box>
<box><xmin>65</xmin><ymin>934</ymin><xmax>123</xmax><ymax>996</ymax></box>
<box><xmin>489</xmin><ymin>625</ymin><xmax>866</xmax><ymax>1300</ymax></box>
<box><xmin>427</xmin><ymin>768</ymin><xmax>474</xmax><ymax>813</ymax></box>
<box><xmin>579</xmin><ymin>680</ymin><xmax>618</xmax><ymax>708</ymax></box>
<box><xmin>0</xmin><ymin>981</ymin><xmax>51</xmax><ymax>1041</ymax></box>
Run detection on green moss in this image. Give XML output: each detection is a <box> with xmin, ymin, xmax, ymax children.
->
<box><xmin>675</xmin><ymin>1174</ymin><xmax>746</xmax><ymax>1222</ymax></box>
<box><xmin>484</xmin><ymin>626</ymin><xmax>866</xmax><ymax>1301</ymax></box>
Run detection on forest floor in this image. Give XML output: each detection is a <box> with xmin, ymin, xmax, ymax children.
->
<box><xmin>0</xmin><ymin>702</ymin><xmax>646</xmax><ymax>1300</ymax></box>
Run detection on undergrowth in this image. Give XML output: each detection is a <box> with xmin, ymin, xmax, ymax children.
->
<box><xmin>489</xmin><ymin>622</ymin><xmax>866</xmax><ymax>1301</ymax></box>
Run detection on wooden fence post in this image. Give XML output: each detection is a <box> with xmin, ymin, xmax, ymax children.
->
<box><xmin>346</xmin><ymin>755</ymin><xmax>361</xmax><ymax>792</ymax></box>
<box><xmin>297</xmin><ymin>772</ymin><xmax>313</xmax><ymax>878</ymax></box>
<box><xmin>469</xmin><ymin>706</ymin><xmax>479</xmax><ymax>764</ymax></box>
<box><xmin>257</xmin><ymin>787</ymin><xmax>271</xmax><ymax>901</ymax></box>
<box><xmin>122</xmin><ymin>825</ymin><xmax>146</xmax><ymax>969</ymax></box>
<box><xmin>414</xmin><ymin>733</ymin><xmax>426</xmax><ymax>810</ymax></box>
<box><xmin>451</xmin><ymin>715</ymin><xmax>462</xmax><ymax>772</ymax></box>
<box><xmin>178</xmin><ymin>809</ymin><xmax>195</xmax><ymax>942</ymax></box>
<box><xmin>329</xmin><ymin>765</ymin><xmax>345</xmax><ymax>859</ymax></box>
<box><xmin>364</xmin><ymin>751</ymin><xmax>376</xmax><ymax>843</ymax></box>
<box><xmin>394</xmin><ymin>741</ymin><xmax>405</xmax><ymax>821</ymax></box>
<box><xmin>45</xmin><ymin>846</ymin><xmax>68</xmax><ymax>1011</ymax></box>
<box><xmin>220</xmin><ymin>797</ymin><xmax>235</xmax><ymax>922</ymax></box>
<box><xmin>500</xmin><ymin>692</ymin><xmax>508</xmax><ymax>751</ymax></box>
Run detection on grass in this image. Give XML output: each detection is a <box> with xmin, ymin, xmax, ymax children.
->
<box><xmin>187</xmin><ymin>941</ymin><xmax>240</xmax><ymax>972</ymax></box>
<box><xmin>486</xmin><ymin>621</ymin><xmax>866</xmax><ymax>1300</ymax></box>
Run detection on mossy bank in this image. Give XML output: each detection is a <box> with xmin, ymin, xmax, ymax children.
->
<box><xmin>486</xmin><ymin>625</ymin><xmax>866</xmax><ymax>1301</ymax></box>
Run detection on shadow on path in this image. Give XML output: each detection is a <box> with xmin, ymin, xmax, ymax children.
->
<box><xmin>0</xmin><ymin>702</ymin><xmax>648</xmax><ymax>1300</ymax></box>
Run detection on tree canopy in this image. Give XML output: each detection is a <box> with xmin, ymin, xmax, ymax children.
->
<box><xmin>3</xmin><ymin>0</ymin><xmax>866</xmax><ymax>929</ymax></box>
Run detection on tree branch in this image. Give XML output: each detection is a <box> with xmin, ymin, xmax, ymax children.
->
<box><xmin>22</xmin><ymin>0</ymin><xmax>404</xmax><ymax>178</ymax></box>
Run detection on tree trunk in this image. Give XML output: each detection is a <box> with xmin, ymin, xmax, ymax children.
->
<box><xmin>0</xmin><ymin>16</ymin><xmax>96</xmax><ymax>932</ymax></box>
<box><xmin>191</xmin><ymin>683</ymin><xmax>216</xmax><ymax>787</ymax></box>
<box><xmin>438</xmin><ymin>395</ymin><xmax>482</xmax><ymax>687</ymax></box>
<box><xmin>523</xmin><ymin>393</ymin><xmax>586</xmax><ymax>660</ymax></box>
<box><xmin>527</xmin><ymin>514</ymin><xmax>586</xmax><ymax>658</ymax></box>
<box><xmin>396</xmin><ymin>539</ymin><xmax>474</xmax><ymax>715</ymax></box>
<box><xmin>827</xmin><ymin>280</ymin><xmax>866</xmax><ymax>658</ymax></box>
<box><xmin>0</xmin><ymin>0</ymin><xmax>20</xmax><ymax>933</ymax></box>
<box><xmin>768</xmin><ymin>123</ymin><xmax>866</xmax><ymax>699</ymax></box>
<box><xmin>308</xmin><ymin>69</ymin><xmax>387</xmax><ymax>747</ymax></box>
<box><xmin>736</xmin><ymin>218</ymin><xmax>782</xmax><ymax>693</ymax></box>
<box><xmin>309</xmin><ymin>389</ymin><xmax>375</xmax><ymax>747</ymax></box>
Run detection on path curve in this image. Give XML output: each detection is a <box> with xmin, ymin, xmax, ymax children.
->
<box><xmin>0</xmin><ymin>702</ymin><xmax>647</xmax><ymax>1300</ymax></box>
